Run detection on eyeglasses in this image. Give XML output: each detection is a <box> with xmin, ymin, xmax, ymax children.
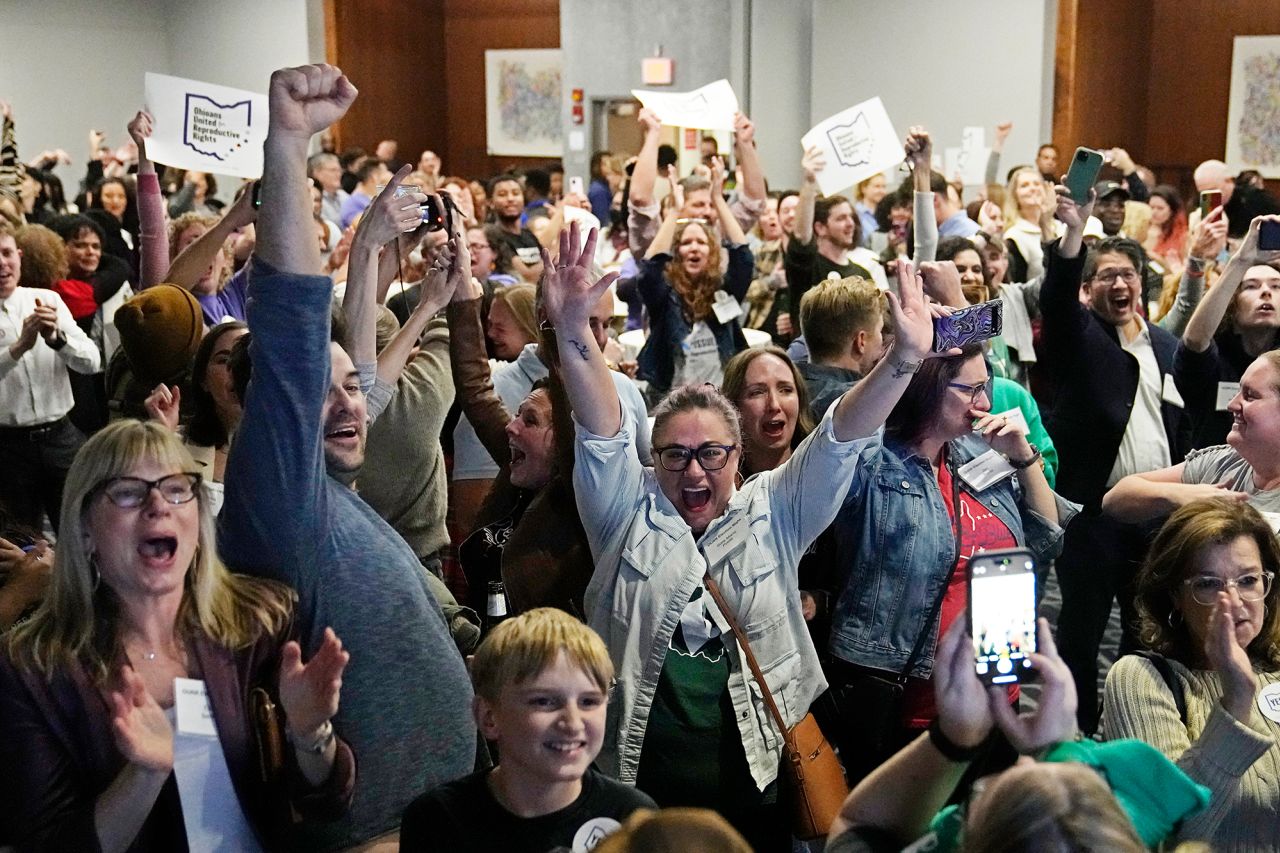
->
<box><xmin>1093</xmin><ymin>269</ymin><xmax>1140</xmax><ymax>285</ymax></box>
<box><xmin>1182</xmin><ymin>571</ymin><xmax>1274</xmax><ymax>606</ymax></box>
<box><xmin>93</xmin><ymin>473</ymin><xmax>203</xmax><ymax>508</ymax></box>
<box><xmin>947</xmin><ymin>381</ymin><xmax>990</xmax><ymax>405</ymax></box>
<box><xmin>654</xmin><ymin>442</ymin><xmax>737</xmax><ymax>472</ymax></box>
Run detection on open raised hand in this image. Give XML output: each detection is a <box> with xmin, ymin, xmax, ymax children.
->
<box><xmin>887</xmin><ymin>259</ymin><xmax>957</xmax><ymax>362</ymax></box>
<box><xmin>108</xmin><ymin>665</ymin><xmax>174</xmax><ymax>772</ymax></box>
<box><xmin>541</xmin><ymin>221</ymin><xmax>619</xmax><ymax>331</ymax></box>
<box><xmin>268</xmin><ymin>64</ymin><xmax>358</xmax><ymax>140</ymax></box>
<box><xmin>1204</xmin><ymin>591</ymin><xmax>1259</xmax><ymax>722</ymax></box>
<box><xmin>279</xmin><ymin>627</ymin><xmax>349</xmax><ymax>737</ymax></box>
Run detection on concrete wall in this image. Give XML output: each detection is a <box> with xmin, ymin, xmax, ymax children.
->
<box><xmin>0</xmin><ymin>0</ymin><xmax>317</xmax><ymax>198</ymax></box>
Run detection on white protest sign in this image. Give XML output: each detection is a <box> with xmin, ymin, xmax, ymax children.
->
<box><xmin>945</xmin><ymin>125</ymin><xmax>991</xmax><ymax>186</ymax></box>
<box><xmin>801</xmin><ymin>97</ymin><xmax>902</xmax><ymax>197</ymax></box>
<box><xmin>632</xmin><ymin>79</ymin><xmax>739</xmax><ymax>130</ymax></box>
<box><xmin>144</xmin><ymin>72</ymin><xmax>267</xmax><ymax>179</ymax></box>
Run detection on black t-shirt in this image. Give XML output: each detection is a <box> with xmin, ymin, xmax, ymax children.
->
<box><xmin>494</xmin><ymin>227</ymin><xmax>544</xmax><ymax>268</ymax></box>
<box><xmin>783</xmin><ymin>237</ymin><xmax>872</xmax><ymax>325</ymax></box>
<box><xmin>400</xmin><ymin>767</ymin><xmax>656</xmax><ymax>853</ymax></box>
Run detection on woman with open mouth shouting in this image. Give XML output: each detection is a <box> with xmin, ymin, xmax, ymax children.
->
<box><xmin>0</xmin><ymin>420</ymin><xmax>354</xmax><ymax>851</ymax></box>
<box><xmin>720</xmin><ymin>345</ymin><xmax>816</xmax><ymax>480</ymax></box>
<box><xmin>546</xmin><ymin>220</ymin><xmax>955</xmax><ymax>850</ymax></box>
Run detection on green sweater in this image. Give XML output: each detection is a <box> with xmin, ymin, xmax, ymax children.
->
<box><xmin>990</xmin><ymin>376</ymin><xmax>1058</xmax><ymax>488</ymax></box>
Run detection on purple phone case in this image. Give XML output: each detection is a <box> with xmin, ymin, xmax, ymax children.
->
<box><xmin>932</xmin><ymin>299</ymin><xmax>1004</xmax><ymax>352</ymax></box>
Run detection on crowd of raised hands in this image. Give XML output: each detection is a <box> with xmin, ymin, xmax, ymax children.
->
<box><xmin>3</xmin><ymin>58</ymin><xmax>1280</xmax><ymax>853</ymax></box>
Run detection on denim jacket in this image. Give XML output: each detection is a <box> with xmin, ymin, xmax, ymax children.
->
<box><xmin>828</xmin><ymin>432</ymin><xmax>1078</xmax><ymax>678</ymax></box>
<box><xmin>574</xmin><ymin>405</ymin><xmax>873</xmax><ymax>791</ymax></box>
<box><xmin>635</xmin><ymin>244</ymin><xmax>753</xmax><ymax>393</ymax></box>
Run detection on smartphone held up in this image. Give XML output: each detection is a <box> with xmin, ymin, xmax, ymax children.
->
<box><xmin>968</xmin><ymin>548</ymin><xmax>1037</xmax><ymax>685</ymax></box>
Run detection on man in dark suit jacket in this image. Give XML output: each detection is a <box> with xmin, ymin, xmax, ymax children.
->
<box><xmin>1036</xmin><ymin>186</ymin><xmax>1191</xmax><ymax>733</ymax></box>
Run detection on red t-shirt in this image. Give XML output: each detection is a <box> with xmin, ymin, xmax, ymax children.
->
<box><xmin>902</xmin><ymin>457</ymin><xmax>1017</xmax><ymax>727</ymax></box>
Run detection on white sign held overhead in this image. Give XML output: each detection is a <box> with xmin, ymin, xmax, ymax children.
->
<box><xmin>801</xmin><ymin>97</ymin><xmax>902</xmax><ymax>196</ymax></box>
<box><xmin>144</xmin><ymin>72</ymin><xmax>268</xmax><ymax>179</ymax></box>
<box><xmin>632</xmin><ymin>79</ymin><xmax>739</xmax><ymax>130</ymax></box>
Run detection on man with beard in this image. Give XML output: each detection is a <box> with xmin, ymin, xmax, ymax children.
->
<box><xmin>219</xmin><ymin>63</ymin><xmax>475</xmax><ymax>850</ymax></box>
<box><xmin>786</xmin><ymin>144</ymin><xmax>872</xmax><ymax>313</ymax></box>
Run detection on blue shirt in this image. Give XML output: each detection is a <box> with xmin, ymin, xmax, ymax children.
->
<box><xmin>938</xmin><ymin>211</ymin><xmax>981</xmax><ymax>239</ymax></box>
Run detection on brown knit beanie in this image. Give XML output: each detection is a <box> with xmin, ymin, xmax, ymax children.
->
<box><xmin>114</xmin><ymin>284</ymin><xmax>205</xmax><ymax>385</ymax></box>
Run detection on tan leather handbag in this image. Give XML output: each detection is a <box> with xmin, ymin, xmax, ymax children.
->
<box><xmin>703</xmin><ymin>573</ymin><xmax>849</xmax><ymax>840</ymax></box>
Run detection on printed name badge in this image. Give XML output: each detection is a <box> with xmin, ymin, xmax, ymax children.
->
<box><xmin>1216</xmin><ymin>381</ymin><xmax>1242</xmax><ymax>411</ymax></box>
<box><xmin>992</xmin><ymin>407</ymin><xmax>1029</xmax><ymax>434</ymax></box>
<box><xmin>1261</xmin><ymin>512</ymin><xmax>1280</xmax><ymax>536</ymax></box>
<box><xmin>1161</xmin><ymin>374</ymin><xmax>1185</xmax><ymax>408</ymax></box>
<box><xmin>1257</xmin><ymin>682</ymin><xmax>1280</xmax><ymax>723</ymax></box>
<box><xmin>174</xmin><ymin>677</ymin><xmax>218</xmax><ymax>737</ymax></box>
<box><xmin>712</xmin><ymin>290</ymin><xmax>743</xmax><ymax>325</ymax></box>
<box><xmin>957</xmin><ymin>449</ymin><xmax>1017</xmax><ymax>492</ymax></box>
<box><xmin>573</xmin><ymin>817</ymin><xmax>622</xmax><ymax>852</ymax></box>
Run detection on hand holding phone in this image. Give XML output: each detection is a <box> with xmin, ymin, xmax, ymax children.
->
<box><xmin>968</xmin><ymin>548</ymin><xmax>1038</xmax><ymax>684</ymax></box>
<box><xmin>932</xmin><ymin>299</ymin><xmax>1003</xmax><ymax>352</ymax></box>
<box><xmin>568</xmin><ymin>176</ymin><xmax>585</xmax><ymax>197</ymax></box>
<box><xmin>1200</xmin><ymin>189</ymin><xmax>1223</xmax><ymax>221</ymax></box>
<box><xmin>1062</xmin><ymin>147</ymin><xmax>1104</xmax><ymax>204</ymax></box>
<box><xmin>1257</xmin><ymin>218</ymin><xmax>1280</xmax><ymax>252</ymax></box>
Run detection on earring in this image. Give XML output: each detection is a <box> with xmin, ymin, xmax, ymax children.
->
<box><xmin>89</xmin><ymin>553</ymin><xmax>101</xmax><ymax>592</ymax></box>
<box><xmin>1167</xmin><ymin>609</ymin><xmax>1183</xmax><ymax>628</ymax></box>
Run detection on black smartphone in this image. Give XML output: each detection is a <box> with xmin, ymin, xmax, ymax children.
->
<box><xmin>1259</xmin><ymin>219</ymin><xmax>1280</xmax><ymax>251</ymax></box>
<box><xmin>932</xmin><ymin>299</ymin><xmax>1003</xmax><ymax>352</ymax></box>
<box><xmin>421</xmin><ymin>195</ymin><xmax>449</xmax><ymax>231</ymax></box>
<box><xmin>1063</xmin><ymin>147</ymin><xmax>1105</xmax><ymax>203</ymax></box>
<box><xmin>251</xmin><ymin>179</ymin><xmax>263</xmax><ymax>210</ymax></box>
<box><xmin>968</xmin><ymin>548</ymin><xmax>1038</xmax><ymax>685</ymax></box>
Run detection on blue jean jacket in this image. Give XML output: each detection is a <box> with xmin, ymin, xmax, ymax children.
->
<box><xmin>828</xmin><ymin>432</ymin><xmax>1076</xmax><ymax>678</ymax></box>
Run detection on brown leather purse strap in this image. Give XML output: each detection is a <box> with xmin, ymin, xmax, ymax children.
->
<box><xmin>703</xmin><ymin>573</ymin><xmax>789</xmax><ymax>737</ymax></box>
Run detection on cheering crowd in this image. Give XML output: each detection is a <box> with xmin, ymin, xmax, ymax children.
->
<box><xmin>2</xmin><ymin>60</ymin><xmax>1280</xmax><ymax>852</ymax></box>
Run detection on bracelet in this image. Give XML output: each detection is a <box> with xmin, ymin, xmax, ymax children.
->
<box><xmin>286</xmin><ymin>719</ymin><xmax>335</xmax><ymax>755</ymax></box>
<box><xmin>927</xmin><ymin>718</ymin><xmax>984</xmax><ymax>762</ymax></box>
<box><xmin>46</xmin><ymin>332</ymin><xmax>67</xmax><ymax>351</ymax></box>
<box><xmin>1009</xmin><ymin>444</ymin><xmax>1042</xmax><ymax>470</ymax></box>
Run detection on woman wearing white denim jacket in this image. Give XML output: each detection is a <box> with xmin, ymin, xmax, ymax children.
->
<box><xmin>543</xmin><ymin>222</ymin><xmax>957</xmax><ymax>849</ymax></box>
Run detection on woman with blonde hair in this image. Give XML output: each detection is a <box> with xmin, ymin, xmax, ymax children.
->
<box><xmin>1104</xmin><ymin>498</ymin><xmax>1280</xmax><ymax>851</ymax></box>
<box><xmin>1001</xmin><ymin>165</ymin><xmax>1055</xmax><ymax>283</ymax></box>
<box><xmin>0</xmin><ymin>420</ymin><xmax>355</xmax><ymax>851</ymax></box>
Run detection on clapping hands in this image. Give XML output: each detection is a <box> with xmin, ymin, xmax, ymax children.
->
<box><xmin>279</xmin><ymin>627</ymin><xmax>350</xmax><ymax>738</ymax></box>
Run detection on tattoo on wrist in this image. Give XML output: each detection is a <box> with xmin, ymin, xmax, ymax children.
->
<box><xmin>568</xmin><ymin>339</ymin><xmax>590</xmax><ymax>361</ymax></box>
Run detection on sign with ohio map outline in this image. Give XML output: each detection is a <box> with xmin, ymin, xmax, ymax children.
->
<box><xmin>145</xmin><ymin>73</ymin><xmax>267</xmax><ymax>179</ymax></box>
<box><xmin>802</xmin><ymin>96</ymin><xmax>902</xmax><ymax>196</ymax></box>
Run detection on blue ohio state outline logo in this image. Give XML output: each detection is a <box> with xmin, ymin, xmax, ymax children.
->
<box><xmin>183</xmin><ymin>94</ymin><xmax>253</xmax><ymax>161</ymax></box>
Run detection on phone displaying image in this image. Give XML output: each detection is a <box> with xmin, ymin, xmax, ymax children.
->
<box><xmin>1062</xmin><ymin>147</ymin><xmax>1105</xmax><ymax>204</ymax></box>
<box><xmin>569</xmin><ymin>176</ymin><xmax>585</xmax><ymax>197</ymax></box>
<box><xmin>1200</xmin><ymin>190</ymin><xmax>1223</xmax><ymax>220</ymax></box>
<box><xmin>1258</xmin><ymin>219</ymin><xmax>1280</xmax><ymax>251</ymax></box>
<box><xmin>968</xmin><ymin>548</ymin><xmax>1037</xmax><ymax>685</ymax></box>
<box><xmin>932</xmin><ymin>299</ymin><xmax>1003</xmax><ymax>352</ymax></box>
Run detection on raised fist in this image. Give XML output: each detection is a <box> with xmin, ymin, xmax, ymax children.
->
<box><xmin>268</xmin><ymin>64</ymin><xmax>358</xmax><ymax>139</ymax></box>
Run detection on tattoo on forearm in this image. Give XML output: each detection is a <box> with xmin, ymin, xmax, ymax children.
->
<box><xmin>568</xmin><ymin>339</ymin><xmax>590</xmax><ymax>361</ymax></box>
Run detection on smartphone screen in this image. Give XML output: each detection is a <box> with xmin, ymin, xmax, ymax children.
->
<box><xmin>1063</xmin><ymin>147</ymin><xmax>1104</xmax><ymax>204</ymax></box>
<box><xmin>932</xmin><ymin>299</ymin><xmax>1003</xmax><ymax>352</ymax></box>
<box><xmin>1200</xmin><ymin>190</ymin><xmax>1223</xmax><ymax>220</ymax></box>
<box><xmin>968</xmin><ymin>548</ymin><xmax>1037</xmax><ymax>684</ymax></box>
<box><xmin>1258</xmin><ymin>219</ymin><xmax>1280</xmax><ymax>251</ymax></box>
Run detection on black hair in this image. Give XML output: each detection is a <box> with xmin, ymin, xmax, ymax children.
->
<box><xmin>488</xmin><ymin>173</ymin><xmax>522</xmax><ymax>197</ymax></box>
<box><xmin>49</xmin><ymin>213</ymin><xmax>106</xmax><ymax>245</ymax></box>
<box><xmin>186</xmin><ymin>321</ymin><xmax>247</xmax><ymax>448</ymax></box>
<box><xmin>1082</xmin><ymin>236</ymin><xmax>1146</xmax><ymax>282</ymax></box>
<box><xmin>657</xmin><ymin>145</ymin><xmax>678</xmax><ymax>170</ymax></box>
<box><xmin>354</xmin><ymin>158</ymin><xmax>385</xmax><ymax>184</ymax></box>
<box><xmin>524</xmin><ymin>168</ymin><xmax>551</xmax><ymax>197</ymax></box>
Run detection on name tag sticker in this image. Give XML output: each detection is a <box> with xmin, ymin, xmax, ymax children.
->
<box><xmin>1216</xmin><ymin>381</ymin><xmax>1241</xmax><ymax>411</ymax></box>
<box><xmin>958</xmin><ymin>449</ymin><xmax>1016</xmax><ymax>492</ymax></box>
<box><xmin>993</xmin><ymin>407</ymin><xmax>1029</xmax><ymax>434</ymax></box>
<box><xmin>1161</xmin><ymin>374</ymin><xmax>1185</xmax><ymax>408</ymax></box>
<box><xmin>712</xmin><ymin>290</ymin><xmax>743</xmax><ymax>324</ymax></box>
<box><xmin>1261</xmin><ymin>512</ymin><xmax>1280</xmax><ymax>536</ymax></box>
<box><xmin>174</xmin><ymin>678</ymin><xmax>218</xmax><ymax>737</ymax></box>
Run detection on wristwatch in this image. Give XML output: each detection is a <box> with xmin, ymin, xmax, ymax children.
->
<box><xmin>286</xmin><ymin>719</ymin><xmax>335</xmax><ymax>755</ymax></box>
<box><xmin>1009</xmin><ymin>443</ymin><xmax>1042</xmax><ymax>469</ymax></box>
<box><xmin>46</xmin><ymin>332</ymin><xmax>67</xmax><ymax>351</ymax></box>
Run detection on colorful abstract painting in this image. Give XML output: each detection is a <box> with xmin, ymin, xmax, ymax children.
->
<box><xmin>485</xmin><ymin>49</ymin><xmax>562</xmax><ymax>157</ymax></box>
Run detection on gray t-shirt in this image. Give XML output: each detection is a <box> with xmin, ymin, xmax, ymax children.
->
<box><xmin>1182</xmin><ymin>444</ymin><xmax>1280</xmax><ymax>516</ymax></box>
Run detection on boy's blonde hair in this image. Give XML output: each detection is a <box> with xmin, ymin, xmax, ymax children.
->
<box><xmin>471</xmin><ymin>608</ymin><xmax>613</xmax><ymax>702</ymax></box>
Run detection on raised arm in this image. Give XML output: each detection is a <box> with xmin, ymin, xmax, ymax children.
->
<box><xmin>985</xmin><ymin>121</ymin><xmax>1011</xmax><ymax>187</ymax></box>
<box><xmin>732</xmin><ymin>112</ymin><xmax>766</xmax><ymax>203</ymax></box>
<box><xmin>1157</xmin><ymin>209</ymin><xmax>1227</xmax><ymax>335</ymax></box>
<box><xmin>627</xmin><ymin>108</ymin><xmax>663</xmax><ymax>210</ymax></box>
<box><xmin>164</xmin><ymin>184</ymin><xmax>257</xmax><ymax>290</ymax></box>
<box><xmin>907</xmin><ymin>127</ymin><xmax>938</xmax><ymax>264</ymax></box>
<box><xmin>1183</xmin><ymin>213</ymin><xmax>1277</xmax><ymax>352</ymax></box>
<box><xmin>377</xmin><ymin>239</ymin><xmax>455</xmax><ymax>388</ymax></box>
<box><xmin>343</xmin><ymin>166</ymin><xmax>427</xmax><ymax>372</ymax></box>
<box><xmin>643</xmin><ymin>206</ymin><xmax>680</xmax><ymax>260</ymax></box>
<box><xmin>543</xmin><ymin>223</ymin><xmax>621</xmax><ymax>437</ymax></box>
<box><xmin>710</xmin><ymin>157</ymin><xmax>747</xmax><ymax>246</ymax></box>
<box><xmin>792</xmin><ymin>146</ymin><xmax>824</xmax><ymax>244</ymax></box>
<box><xmin>127</xmin><ymin>111</ymin><xmax>170</xmax><ymax>289</ymax></box>
<box><xmin>1108</xmin><ymin>148</ymin><xmax>1148</xmax><ymax>202</ymax></box>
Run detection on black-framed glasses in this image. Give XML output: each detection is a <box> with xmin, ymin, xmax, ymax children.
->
<box><xmin>654</xmin><ymin>442</ymin><xmax>737</xmax><ymax>472</ymax></box>
<box><xmin>947</xmin><ymin>381</ymin><xmax>989</xmax><ymax>405</ymax></box>
<box><xmin>1093</xmin><ymin>268</ymin><xmax>1140</xmax><ymax>285</ymax></box>
<box><xmin>1182</xmin><ymin>571</ymin><xmax>1274</xmax><ymax>606</ymax></box>
<box><xmin>93</xmin><ymin>473</ymin><xmax>203</xmax><ymax>508</ymax></box>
